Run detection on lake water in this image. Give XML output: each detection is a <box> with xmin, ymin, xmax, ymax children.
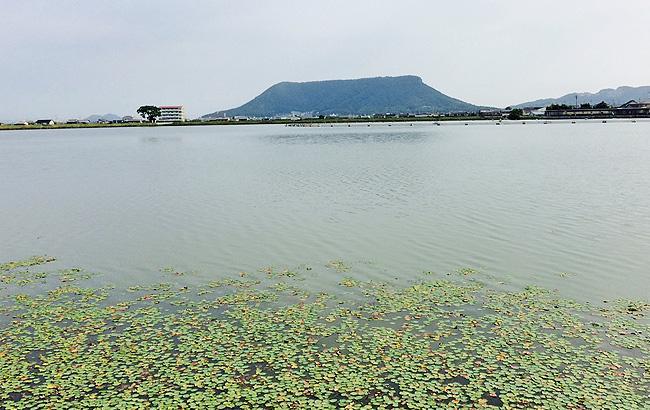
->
<box><xmin>1</xmin><ymin>122</ymin><xmax>649</xmax><ymax>303</ymax></box>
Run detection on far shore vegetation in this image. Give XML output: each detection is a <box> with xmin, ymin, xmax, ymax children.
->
<box><xmin>0</xmin><ymin>116</ymin><xmax>483</xmax><ymax>132</ymax></box>
<box><xmin>0</xmin><ymin>115</ymin><xmax>567</xmax><ymax>132</ymax></box>
<box><xmin>3</xmin><ymin>106</ymin><xmax>649</xmax><ymax>133</ymax></box>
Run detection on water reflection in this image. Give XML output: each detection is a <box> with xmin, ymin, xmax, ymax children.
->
<box><xmin>139</xmin><ymin>136</ymin><xmax>183</xmax><ymax>143</ymax></box>
<box><xmin>263</xmin><ymin>129</ymin><xmax>430</xmax><ymax>145</ymax></box>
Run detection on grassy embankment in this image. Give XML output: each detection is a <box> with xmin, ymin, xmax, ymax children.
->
<box><xmin>0</xmin><ymin>115</ymin><xmax>503</xmax><ymax>132</ymax></box>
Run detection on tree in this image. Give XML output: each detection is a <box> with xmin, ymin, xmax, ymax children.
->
<box><xmin>594</xmin><ymin>101</ymin><xmax>610</xmax><ymax>109</ymax></box>
<box><xmin>507</xmin><ymin>108</ymin><xmax>523</xmax><ymax>120</ymax></box>
<box><xmin>137</xmin><ymin>105</ymin><xmax>161</xmax><ymax>123</ymax></box>
<box><xmin>547</xmin><ymin>104</ymin><xmax>572</xmax><ymax>111</ymax></box>
<box><xmin>580</xmin><ymin>103</ymin><xmax>592</xmax><ymax>109</ymax></box>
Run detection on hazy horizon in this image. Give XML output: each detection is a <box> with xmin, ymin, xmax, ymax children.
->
<box><xmin>2</xmin><ymin>0</ymin><xmax>649</xmax><ymax>122</ymax></box>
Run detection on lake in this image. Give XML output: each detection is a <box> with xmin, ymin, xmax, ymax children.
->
<box><xmin>1</xmin><ymin>121</ymin><xmax>649</xmax><ymax>302</ymax></box>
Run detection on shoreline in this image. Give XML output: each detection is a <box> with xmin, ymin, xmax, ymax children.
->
<box><xmin>2</xmin><ymin>116</ymin><xmax>650</xmax><ymax>132</ymax></box>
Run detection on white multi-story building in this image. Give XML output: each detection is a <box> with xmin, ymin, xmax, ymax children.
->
<box><xmin>158</xmin><ymin>105</ymin><xmax>186</xmax><ymax>122</ymax></box>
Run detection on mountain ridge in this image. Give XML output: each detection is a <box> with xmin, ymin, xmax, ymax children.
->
<box><xmin>203</xmin><ymin>75</ymin><xmax>480</xmax><ymax>118</ymax></box>
<box><xmin>514</xmin><ymin>86</ymin><xmax>650</xmax><ymax>108</ymax></box>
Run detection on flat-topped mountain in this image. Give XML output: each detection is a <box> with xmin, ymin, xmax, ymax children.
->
<box><xmin>203</xmin><ymin>75</ymin><xmax>479</xmax><ymax>118</ymax></box>
<box><xmin>514</xmin><ymin>86</ymin><xmax>650</xmax><ymax>108</ymax></box>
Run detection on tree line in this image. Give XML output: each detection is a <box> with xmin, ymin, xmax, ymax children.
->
<box><xmin>547</xmin><ymin>101</ymin><xmax>610</xmax><ymax>111</ymax></box>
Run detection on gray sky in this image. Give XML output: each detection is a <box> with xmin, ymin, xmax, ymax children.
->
<box><xmin>2</xmin><ymin>0</ymin><xmax>649</xmax><ymax>122</ymax></box>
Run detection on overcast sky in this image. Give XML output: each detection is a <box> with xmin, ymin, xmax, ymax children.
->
<box><xmin>2</xmin><ymin>0</ymin><xmax>649</xmax><ymax>122</ymax></box>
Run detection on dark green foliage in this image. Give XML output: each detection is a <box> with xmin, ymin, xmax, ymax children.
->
<box><xmin>204</xmin><ymin>76</ymin><xmax>480</xmax><ymax>117</ymax></box>
<box><xmin>507</xmin><ymin>108</ymin><xmax>523</xmax><ymax>120</ymax></box>
<box><xmin>594</xmin><ymin>101</ymin><xmax>610</xmax><ymax>109</ymax></box>
<box><xmin>546</xmin><ymin>104</ymin><xmax>573</xmax><ymax>110</ymax></box>
<box><xmin>137</xmin><ymin>105</ymin><xmax>161</xmax><ymax>122</ymax></box>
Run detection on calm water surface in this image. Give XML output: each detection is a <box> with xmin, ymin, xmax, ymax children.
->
<box><xmin>1</xmin><ymin>122</ymin><xmax>649</xmax><ymax>302</ymax></box>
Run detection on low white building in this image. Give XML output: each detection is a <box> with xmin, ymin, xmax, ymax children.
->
<box><xmin>158</xmin><ymin>106</ymin><xmax>186</xmax><ymax>122</ymax></box>
<box><xmin>122</xmin><ymin>115</ymin><xmax>142</xmax><ymax>123</ymax></box>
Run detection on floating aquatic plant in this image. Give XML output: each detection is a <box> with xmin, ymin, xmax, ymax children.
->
<box><xmin>0</xmin><ymin>258</ymin><xmax>648</xmax><ymax>408</ymax></box>
<box><xmin>326</xmin><ymin>260</ymin><xmax>350</xmax><ymax>273</ymax></box>
<box><xmin>0</xmin><ymin>255</ymin><xmax>56</xmax><ymax>272</ymax></box>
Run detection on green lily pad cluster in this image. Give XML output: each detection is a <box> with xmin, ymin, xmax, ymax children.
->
<box><xmin>0</xmin><ymin>256</ymin><xmax>56</xmax><ymax>287</ymax></box>
<box><xmin>0</xmin><ymin>257</ymin><xmax>648</xmax><ymax>409</ymax></box>
<box><xmin>326</xmin><ymin>260</ymin><xmax>350</xmax><ymax>273</ymax></box>
<box><xmin>1</xmin><ymin>256</ymin><xmax>95</xmax><ymax>290</ymax></box>
<box><xmin>0</xmin><ymin>256</ymin><xmax>56</xmax><ymax>272</ymax></box>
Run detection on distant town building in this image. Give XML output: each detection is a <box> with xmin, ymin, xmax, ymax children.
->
<box><xmin>158</xmin><ymin>106</ymin><xmax>186</xmax><ymax>122</ymax></box>
<box><xmin>616</xmin><ymin>100</ymin><xmax>650</xmax><ymax>117</ymax></box>
<box><xmin>35</xmin><ymin>119</ymin><xmax>55</xmax><ymax>125</ymax></box>
<box><xmin>543</xmin><ymin>100</ymin><xmax>650</xmax><ymax>119</ymax></box>
<box><xmin>122</xmin><ymin>115</ymin><xmax>142</xmax><ymax>123</ymax></box>
<box><xmin>479</xmin><ymin>110</ymin><xmax>506</xmax><ymax>119</ymax></box>
<box><xmin>522</xmin><ymin>107</ymin><xmax>546</xmax><ymax>116</ymax></box>
<box><xmin>545</xmin><ymin>107</ymin><xmax>613</xmax><ymax>118</ymax></box>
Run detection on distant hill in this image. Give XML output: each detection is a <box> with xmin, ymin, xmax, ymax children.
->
<box><xmin>514</xmin><ymin>86</ymin><xmax>650</xmax><ymax>108</ymax></box>
<box><xmin>203</xmin><ymin>75</ymin><xmax>480</xmax><ymax>118</ymax></box>
<box><xmin>84</xmin><ymin>113</ymin><xmax>122</xmax><ymax>122</ymax></box>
